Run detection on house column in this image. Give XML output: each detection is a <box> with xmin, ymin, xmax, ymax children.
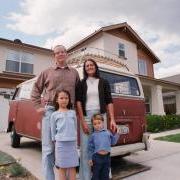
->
<box><xmin>151</xmin><ymin>85</ymin><xmax>165</xmax><ymax>115</ymax></box>
<box><xmin>176</xmin><ymin>91</ymin><xmax>180</xmax><ymax>115</ymax></box>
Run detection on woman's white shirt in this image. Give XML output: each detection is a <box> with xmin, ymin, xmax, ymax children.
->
<box><xmin>86</xmin><ymin>77</ymin><xmax>100</xmax><ymax>110</ymax></box>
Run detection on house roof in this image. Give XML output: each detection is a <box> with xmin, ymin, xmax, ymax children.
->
<box><xmin>161</xmin><ymin>74</ymin><xmax>180</xmax><ymax>84</ymax></box>
<box><xmin>68</xmin><ymin>22</ymin><xmax>160</xmax><ymax>64</ymax></box>
<box><xmin>0</xmin><ymin>38</ymin><xmax>53</xmax><ymax>54</ymax></box>
<box><xmin>138</xmin><ymin>74</ymin><xmax>180</xmax><ymax>88</ymax></box>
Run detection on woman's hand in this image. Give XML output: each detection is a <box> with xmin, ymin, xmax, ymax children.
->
<box><xmin>110</xmin><ymin>120</ymin><xmax>117</xmax><ymax>133</ymax></box>
<box><xmin>81</xmin><ymin>121</ymin><xmax>90</xmax><ymax>134</ymax></box>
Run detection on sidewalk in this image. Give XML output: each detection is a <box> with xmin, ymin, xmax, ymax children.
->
<box><xmin>150</xmin><ymin>128</ymin><xmax>180</xmax><ymax>139</ymax></box>
<box><xmin>124</xmin><ymin>128</ymin><xmax>180</xmax><ymax>180</ymax></box>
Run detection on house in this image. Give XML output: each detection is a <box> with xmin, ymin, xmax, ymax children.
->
<box><xmin>67</xmin><ymin>22</ymin><xmax>180</xmax><ymax>115</ymax></box>
<box><xmin>161</xmin><ymin>74</ymin><xmax>180</xmax><ymax>114</ymax></box>
<box><xmin>1</xmin><ymin>22</ymin><xmax>180</xmax><ymax>131</ymax></box>
<box><xmin>0</xmin><ymin>38</ymin><xmax>53</xmax><ymax>131</ymax></box>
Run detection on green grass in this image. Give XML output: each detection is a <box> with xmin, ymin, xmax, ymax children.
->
<box><xmin>155</xmin><ymin>133</ymin><xmax>180</xmax><ymax>143</ymax></box>
<box><xmin>0</xmin><ymin>151</ymin><xmax>27</xmax><ymax>177</ymax></box>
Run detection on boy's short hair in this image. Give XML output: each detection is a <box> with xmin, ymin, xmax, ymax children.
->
<box><xmin>91</xmin><ymin>113</ymin><xmax>104</xmax><ymax>123</ymax></box>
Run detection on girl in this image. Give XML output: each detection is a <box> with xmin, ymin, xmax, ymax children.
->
<box><xmin>50</xmin><ymin>89</ymin><xmax>78</xmax><ymax>180</ymax></box>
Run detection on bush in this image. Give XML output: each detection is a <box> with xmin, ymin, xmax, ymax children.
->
<box><xmin>146</xmin><ymin>115</ymin><xmax>180</xmax><ymax>133</ymax></box>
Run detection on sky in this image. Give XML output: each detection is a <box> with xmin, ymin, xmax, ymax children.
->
<box><xmin>0</xmin><ymin>0</ymin><xmax>180</xmax><ymax>78</ymax></box>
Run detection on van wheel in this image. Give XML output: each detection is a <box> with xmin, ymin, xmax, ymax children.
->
<box><xmin>11</xmin><ymin>125</ymin><xmax>20</xmax><ymax>148</ymax></box>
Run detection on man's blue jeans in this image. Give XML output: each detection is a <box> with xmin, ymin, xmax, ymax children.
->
<box><xmin>79</xmin><ymin>110</ymin><xmax>107</xmax><ymax>180</ymax></box>
<box><xmin>42</xmin><ymin>106</ymin><xmax>55</xmax><ymax>180</ymax></box>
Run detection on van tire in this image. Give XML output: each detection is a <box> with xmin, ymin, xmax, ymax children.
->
<box><xmin>11</xmin><ymin>125</ymin><xmax>20</xmax><ymax>148</ymax></box>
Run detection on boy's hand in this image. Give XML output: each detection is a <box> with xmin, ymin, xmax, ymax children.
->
<box><xmin>88</xmin><ymin>160</ymin><xmax>93</xmax><ymax>166</ymax></box>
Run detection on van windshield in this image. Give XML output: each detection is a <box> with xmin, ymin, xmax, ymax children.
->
<box><xmin>100</xmin><ymin>71</ymin><xmax>140</xmax><ymax>96</ymax></box>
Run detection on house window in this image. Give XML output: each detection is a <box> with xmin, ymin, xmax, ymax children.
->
<box><xmin>138</xmin><ymin>59</ymin><xmax>147</xmax><ymax>76</ymax></box>
<box><xmin>6</xmin><ymin>50</ymin><xmax>34</xmax><ymax>74</ymax></box>
<box><xmin>118</xmin><ymin>43</ymin><xmax>126</xmax><ymax>59</ymax></box>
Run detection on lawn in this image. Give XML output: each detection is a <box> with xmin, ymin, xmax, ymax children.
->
<box><xmin>155</xmin><ymin>133</ymin><xmax>180</xmax><ymax>143</ymax></box>
<box><xmin>0</xmin><ymin>151</ymin><xmax>37</xmax><ymax>179</ymax></box>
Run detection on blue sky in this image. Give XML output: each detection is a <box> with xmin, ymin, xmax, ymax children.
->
<box><xmin>1</xmin><ymin>0</ymin><xmax>180</xmax><ymax>78</ymax></box>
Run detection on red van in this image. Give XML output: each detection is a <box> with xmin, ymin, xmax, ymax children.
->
<box><xmin>7</xmin><ymin>64</ymin><xmax>149</xmax><ymax>156</ymax></box>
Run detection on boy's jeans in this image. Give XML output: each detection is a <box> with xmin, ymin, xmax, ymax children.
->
<box><xmin>42</xmin><ymin>106</ymin><xmax>55</xmax><ymax>180</ymax></box>
<box><xmin>79</xmin><ymin>110</ymin><xmax>107</xmax><ymax>180</ymax></box>
<box><xmin>92</xmin><ymin>153</ymin><xmax>110</xmax><ymax>180</ymax></box>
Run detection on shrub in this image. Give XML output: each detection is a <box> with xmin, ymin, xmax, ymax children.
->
<box><xmin>146</xmin><ymin>115</ymin><xmax>180</xmax><ymax>133</ymax></box>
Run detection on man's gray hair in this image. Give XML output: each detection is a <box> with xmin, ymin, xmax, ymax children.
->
<box><xmin>53</xmin><ymin>45</ymin><xmax>67</xmax><ymax>52</ymax></box>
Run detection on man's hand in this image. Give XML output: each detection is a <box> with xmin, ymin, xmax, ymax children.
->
<box><xmin>110</xmin><ymin>120</ymin><xmax>117</xmax><ymax>133</ymax></box>
<box><xmin>36</xmin><ymin>107</ymin><xmax>45</xmax><ymax>115</ymax></box>
<box><xmin>88</xmin><ymin>160</ymin><xmax>93</xmax><ymax>166</ymax></box>
<box><xmin>82</xmin><ymin>121</ymin><xmax>90</xmax><ymax>134</ymax></box>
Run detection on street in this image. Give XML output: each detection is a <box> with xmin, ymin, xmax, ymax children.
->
<box><xmin>1</xmin><ymin>129</ymin><xmax>180</xmax><ymax>180</ymax></box>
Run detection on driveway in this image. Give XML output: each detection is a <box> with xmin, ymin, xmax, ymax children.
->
<box><xmin>1</xmin><ymin>129</ymin><xmax>180</xmax><ymax>180</ymax></box>
<box><xmin>124</xmin><ymin>129</ymin><xmax>180</xmax><ymax>180</ymax></box>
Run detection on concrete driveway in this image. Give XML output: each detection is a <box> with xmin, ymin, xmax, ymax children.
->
<box><xmin>124</xmin><ymin>129</ymin><xmax>180</xmax><ymax>180</ymax></box>
<box><xmin>1</xmin><ymin>129</ymin><xmax>180</xmax><ymax>180</ymax></box>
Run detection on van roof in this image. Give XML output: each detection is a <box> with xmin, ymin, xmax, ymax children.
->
<box><xmin>17</xmin><ymin>77</ymin><xmax>37</xmax><ymax>87</ymax></box>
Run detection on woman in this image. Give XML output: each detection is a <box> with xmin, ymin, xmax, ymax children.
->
<box><xmin>76</xmin><ymin>58</ymin><xmax>117</xmax><ymax>180</ymax></box>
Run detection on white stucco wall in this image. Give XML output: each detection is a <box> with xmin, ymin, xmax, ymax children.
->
<box><xmin>85</xmin><ymin>35</ymin><xmax>104</xmax><ymax>49</ymax></box>
<box><xmin>33</xmin><ymin>53</ymin><xmax>53</xmax><ymax>75</ymax></box>
<box><xmin>103</xmin><ymin>33</ymin><xmax>138</xmax><ymax>74</ymax></box>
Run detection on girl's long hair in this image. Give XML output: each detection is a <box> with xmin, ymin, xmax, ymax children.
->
<box><xmin>53</xmin><ymin>89</ymin><xmax>72</xmax><ymax>110</ymax></box>
<box><xmin>83</xmin><ymin>58</ymin><xmax>100</xmax><ymax>80</ymax></box>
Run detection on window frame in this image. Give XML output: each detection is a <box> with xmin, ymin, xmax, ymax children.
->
<box><xmin>6</xmin><ymin>50</ymin><xmax>34</xmax><ymax>74</ymax></box>
<box><xmin>138</xmin><ymin>59</ymin><xmax>148</xmax><ymax>76</ymax></box>
<box><xmin>100</xmin><ymin>70</ymin><xmax>141</xmax><ymax>97</ymax></box>
<box><xmin>118</xmin><ymin>43</ymin><xmax>126</xmax><ymax>59</ymax></box>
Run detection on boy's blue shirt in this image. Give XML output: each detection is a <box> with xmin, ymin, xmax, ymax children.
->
<box><xmin>88</xmin><ymin>129</ymin><xmax>120</xmax><ymax>160</ymax></box>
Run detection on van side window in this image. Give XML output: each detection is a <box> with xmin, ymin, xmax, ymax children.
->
<box><xmin>100</xmin><ymin>71</ymin><xmax>140</xmax><ymax>96</ymax></box>
<box><xmin>18</xmin><ymin>82</ymin><xmax>34</xmax><ymax>99</ymax></box>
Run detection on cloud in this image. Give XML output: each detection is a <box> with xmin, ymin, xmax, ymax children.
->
<box><xmin>5</xmin><ymin>0</ymin><xmax>180</xmax><ymax>78</ymax></box>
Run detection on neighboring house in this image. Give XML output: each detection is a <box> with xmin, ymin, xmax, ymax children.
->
<box><xmin>0</xmin><ymin>38</ymin><xmax>53</xmax><ymax>131</ymax></box>
<box><xmin>67</xmin><ymin>22</ymin><xmax>180</xmax><ymax>115</ymax></box>
<box><xmin>161</xmin><ymin>74</ymin><xmax>180</xmax><ymax>114</ymax></box>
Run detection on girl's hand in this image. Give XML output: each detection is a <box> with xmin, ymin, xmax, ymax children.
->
<box><xmin>88</xmin><ymin>160</ymin><xmax>93</xmax><ymax>166</ymax></box>
<box><xmin>82</xmin><ymin>121</ymin><xmax>90</xmax><ymax>134</ymax></box>
<box><xmin>110</xmin><ymin>120</ymin><xmax>117</xmax><ymax>133</ymax></box>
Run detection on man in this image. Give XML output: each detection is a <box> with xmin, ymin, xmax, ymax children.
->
<box><xmin>31</xmin><ymin>45</ymin><xmax>80</xmax><ymax>180</ymax></box>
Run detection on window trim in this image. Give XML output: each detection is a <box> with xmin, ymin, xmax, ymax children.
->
<box><xmin>138</xmin><ymin>59</ymin><xmax>147</xmax><ymax>76</ymax></box>
<box><xmin>6</xmin><ymin>50</ymin><xmax>34</xmax><ymax>74</ymax></box>
<box><xmin>118</xmin><ymin>43</ymin><xmax>127</xmax><ymax>60</ymax></box>
<box><xmin>100</xmin><ymin>70</ymin><xmax>141</xmax><ymax>97</ymax></box>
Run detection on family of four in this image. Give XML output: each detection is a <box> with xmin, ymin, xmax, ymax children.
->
<box><xmin>31</xmin><ymin>45</ymin><xmax>121</xmax><ymax>180</ymax></box>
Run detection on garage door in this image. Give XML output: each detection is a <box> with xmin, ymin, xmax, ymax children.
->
<box><xmin>0</xmin><ymin>95</ymin><xmax>10</xmax><ymax>132</ymax></box>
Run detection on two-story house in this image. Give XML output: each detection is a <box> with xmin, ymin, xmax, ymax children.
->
<box><xmin>67</xmin><ymin>22</ymin><xmax>180</xmax><ymax>116</ymax></box>
<box><xmin>0</xmin><ymin>38</ymin><xmax>53</xmax><ymax>131</ymax></box>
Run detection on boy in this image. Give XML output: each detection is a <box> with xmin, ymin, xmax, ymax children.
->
<box><xmin>88</xmin><ymin>114</ymin><xmax>120</xmax><ymax>180</ymax></box>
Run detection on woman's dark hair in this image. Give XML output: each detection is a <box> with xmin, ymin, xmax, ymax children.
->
<box><xmin>83</xmin><ymin>59</ymin><xmax>100</xmax><ymax>80</ymax></box>
<box><xmin>53</xmin><ymin>89</ymin><xmax>72</xmax><ymax>110</ymax></box>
